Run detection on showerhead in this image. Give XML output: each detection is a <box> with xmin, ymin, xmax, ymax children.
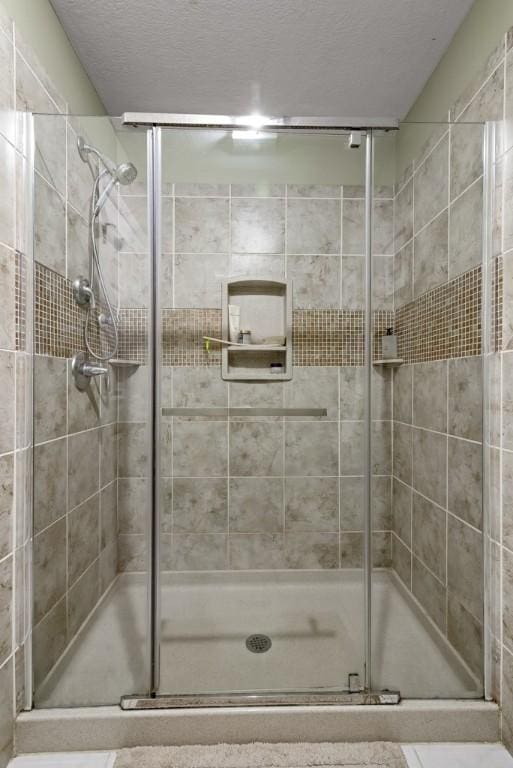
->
<box><xmin>77</xmin><ymin>136</ymin><xmax>137</xmax><ymax>187</ymax></box>
<box><xmin>114</xmin><ymin>161</ymin><xmax>137</xmax><ymax>185</ymax></box>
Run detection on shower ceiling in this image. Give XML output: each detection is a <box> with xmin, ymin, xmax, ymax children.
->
<box><xmin>49</xmin><ymin>0</ymin><xmax>473</xmax><ymax>118</ymax></box>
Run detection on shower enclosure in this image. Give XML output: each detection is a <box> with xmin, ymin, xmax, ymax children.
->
<box><xmin>28</xmin><ymin>112</ymin><xmax>491</xmax><ymax>709</ymax></box>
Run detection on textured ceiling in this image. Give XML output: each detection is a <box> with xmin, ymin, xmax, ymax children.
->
<box><xmin>49</xmin><ymin>0</ymin><xmax>474</xmax><ymax>118</ymax></box>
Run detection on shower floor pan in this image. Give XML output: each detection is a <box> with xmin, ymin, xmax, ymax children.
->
<box><xmin>34</xmin><ymin>569</ymin><xmax>480</xmax><ymax>709</ymax></box>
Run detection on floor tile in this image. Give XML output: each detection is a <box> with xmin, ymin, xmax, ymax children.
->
<box><xmin>402</xmin><ymin>743</ymin><xmax>513</xmax><ymax>768</ymax></box>
<box><xmin>9</xmin><ymin>753</ymin><xmax>116</xmax><ymax>768</ymax></box>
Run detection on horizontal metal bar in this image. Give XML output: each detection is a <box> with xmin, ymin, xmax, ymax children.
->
<box><xmin>122</xmin><ymin>112</ymin><xmax>399</xmax><ymax>131</ymax></box>
<box><xmin>120</xmin><ymin>690</ymin><xmax>401</xmax><ymax>709</ymax></box>
<box><xmin>162</xmin><ymin>407</ymin><xmax>327</xmax><ymax>417</ymax></box>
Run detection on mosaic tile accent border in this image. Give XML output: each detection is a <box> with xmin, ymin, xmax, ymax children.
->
<box><xmin>395</xmin><ymin>266</ymin><xmax>482</xmax><ymax>363</ymax></box>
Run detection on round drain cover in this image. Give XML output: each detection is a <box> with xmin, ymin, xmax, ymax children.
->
<box><xmin>246</xmin><ymin>634</ymin><xmax>272</xmax><ymax>653</ymax></box>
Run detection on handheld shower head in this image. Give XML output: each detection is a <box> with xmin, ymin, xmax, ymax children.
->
<box><xmin>114</xmin><ymin>162</ymin><xmax>137</xmax><ymax>186</ymax></box>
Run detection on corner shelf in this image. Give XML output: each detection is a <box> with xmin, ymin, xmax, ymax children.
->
<box><xmin>373</xmin><ymin>358</ymin><xmax>404</xmax><ymax>366</ymax></box>
<box><xmin>109</xmin><ymin>359</ymin><xmax>142</xmax><ymax>367</ymax></box>
<box><xmin>222</xmin><ymin>277</ymin><xmax>292</xmax><ymax>381</ymax></box>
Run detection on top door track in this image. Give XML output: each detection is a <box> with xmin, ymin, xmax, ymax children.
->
<box><xmin>121</xmin><ymin>113</ymin><xmax>399</xmax><ymax>131</ymax></box>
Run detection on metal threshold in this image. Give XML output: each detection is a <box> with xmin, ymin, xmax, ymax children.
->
<box><xmin>120</xmin><ymin>690</ymin><xmax>401</xmax><ymax>709</ymax></box>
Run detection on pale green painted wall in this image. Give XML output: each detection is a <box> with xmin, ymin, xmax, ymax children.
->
<box><xmin>2</xmin><ymin>0</ymin><xmax>105</xmax><ymax>114</ymax></box>
<box><xmin>398</xmin><ymin>0</ymin><xmax>513</xmax><ymax>174</ymax></box>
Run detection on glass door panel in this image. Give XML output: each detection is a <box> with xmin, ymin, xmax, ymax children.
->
<box><xmin>156</xmin><ymin>127</ymin><xmax>369</xmax><ymax>697</ymax></box>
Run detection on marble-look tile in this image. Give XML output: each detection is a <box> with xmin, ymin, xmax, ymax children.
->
<box><xmin>34</xmin><ymin>174</ymin><xmax>65</xmax><ymax>274</ymax></box>
<box><xmin>413</xmin><ymin>361</ymin><xmax>447</xmax><ymax>432</ymax></box>
<box><xmin>342</xmin><ymin>198</ymin><xmax>364</xmax><ymax>254</ymax></box>
<box><xmin>100</xmin><ymin>540</ymin><xmax>118</xmax><ymax>593</ymax></box>
<box><xmin>503</xmin><ymin>451</ymin><xmax>513</xmax><ymax>551</ymax></box>
<box><xmin>34</xmin><ymin>112</ymin><xmax>66</xmax><ymax>198</ymax></box>
<box><xmin>174</xmin><ymin>252</ymin><xmax>229</xmax><ymax>308</ymax></box>
<box><xmin>33</xmin><ymin>597</ymin><xmax>66</xmax><ymax>688</ymax></box>
<box><xmin>0</xmin><ymin>30</ymin><xmax>14</xmax><ymax>146</ymax></box>
<box><xmin>0</xmin><ymin>244</ymin><xmax>15</xmax><ymax>350</ymax></box>
<box><xmin>373</xmin><ymin>199</ymin><xmax>394</xmax><ymax>254</ymax></box>
<box><xmin>412</xmin><ymin>428</ymin><xmax>446</xmax><ymax>507</ymax></box>
<box><xmin>448</xmin><ymin>437</ymin><xmax>482</xmax><ymax>530</ymax></box>
<box><xmin>16</xmin><ymin>32</ymin><xmax>66</xmax><ymax>113</ymax></box>
<box><xmin>159</xmin><ymin>253</ymin><xmax>174</xmax><ymax>307</ymax></box>
<box><xmin>392</xmin><ymin>534</ymin><xmax>411</xmax><ymax>587</ymax></box>
<box><xmin>374</xmin><ymin>531</ymin><xmax>392</xmax><ymax>567</ymax></box>
<box><xmin>447</xmin><ymin>514</ymin><xmax>483</xmax><ymax>621</ymax></box>
<box><xmin>503</xmin><ymin>252</ymin><xmax>513</xmax><ymax>350</ymax></box>
<box><xmin>118</xmin><ymin>196</ymin><xmax>148</xmax><ymax>252</ymax></box>
<box><xmin>372</xmin><ymin>255</ymin><xmax>394</xmax><ymax>310</ymax></box>
<box><xmin>393</xmin><ymin>241</ymin><xmax>413</xmax><ymax>308</ymax></box>
<box><xmin>286</xmin><ymin>421</ymin><xmax>338</xmax><ymax>476</ymax></box>
<box><xmin>0</xmin><ymin>136</ymin><xmax>14</xmax><ymax>251</ymax></box>
<box><xmin>230</xmin><ymin>477</ymin><xmax>282</xmax><ymax>532</ymax></box>
<box><xmin>287</xmin><ymin>254</ymin><xmax>340</xmax><ymax>308</ymax></box>
<box><xmin>68</xmin><ymin>428</ymin><xmax>99</xmax><ymax>509</ymax></box>
<box><xmin>414</xmin><ymin>133</ymin><xmax>449</xmax><ymax>233</ymax></box>
<box><xmin>116</xmin><ymin>366</ymin><xmax>150</xmax><ymax>423</ymax></box>
<box><xmin>100</xmin><ymin>482</ymin><xmax>117</xmax><ymax>549</ymax></box>
<box><xmin>412</xmin><ymin>556</ymin><xmax>446</xmax><ymax>632</ymax></box>
<box><xmin>230</xmin><ymin>421</ymin><xmax>282</xmax><ymax>476</ymax></box>
<box><xmin>67</xmin><ymin>363</ymin><xmax>101</xmax><ymax>434</ymax></box>
<box><xmin>33</xmin><ymin>438</ymin><xmax>66</xmax><ymax>534</ymax></box>
<box><xmin>372</xmin><ymin>367</ymin><xmax>392</xmax><ymax>420</ymax></box>
<box><xmin>393</xmin><ymin>478</ymin><xmax>412</xmax><ymax>545</ymax></box>
<box><xmin>503</xmin><ymin>647</ymin><xmax>513</xmax><ymax>752</ymax></box>
<box><xmin>341</xmin><ymin>255</ymin><xmax>364</xmax><ymax>309</ymax></box>
<box><xmin>172</xmin><ymin>533</ymin><xmax>227</xmax><ymax>570</ymax></box>
<box><xmin>66</xmin><ymin>125</ymin><xmax>95</xmax><ymax>218</ymax></box>
<box><xmin>229</xmin><ymin>379</ymin><xmax>283</xmax><ymax>419</ymax></box>
<box><xmin>506</xmin><ymin>49</ymin><xmax>513</xmax><ymax>155</ymax></box>
<box><xmin>118</xmin><ymin>252</ymin><xmax>150</xmax><ymax>307</ymax></box>
<box><xmin>0</xmin><ymin>454</ymin><xmax>13</xmax><ymax>560</ymax></box>
<box><xmin>393</xmin><ymin>363</ymin><xmax>412</xmax><ymax>425</ymax></box>
<box><xmin>230</xmin><ymin>252</ymin><xmax>285</xmax><ymax>280</ymax></box>
<box><xmin>0</xmin><ymin>554</ymin><xmax>12</xmax><ymax>665</ymax></box>
<box><xmin>288</xmin><ymin>184</ymin><xmax>340</xmax><ymax>198</ymax></box>
<box><xmin>15</xmin><ymin>450</ymin><xmax>30</xmax><ymax>549</ymax></box>
<box><xmin>284</xmin><ymin>367</ymin><xmax>338</xmax><ymax>420</ymax></box>
<box><xmin>449</xmin><ymin>179</ymin><xmax>483</xmax><ymax>280</ymax></box>
<box><xmin>34</xmin><ymin>355</ymin><xmax>67</xmax><ymax>443</ymax></box>
<box><xmin>118</xmin><ymin>533</ymin><xmax>147</xmax><ymax>572</ymax></box>
<box><xmin>285</xmin><ymin>476</ymin><xmax>338</xmax><ymax>531</ymax></box>
<box><xmin>231</xmin><ymin>198</ymin><xmax>284</xmax><ymax>253</ymax></box>
<box><xmin>413</xmin><ymin>210</ymin><xmax>448</xmax><ymax>298</ymax></box>
<box><xmin>340</xmin><ymin>532</ymin><xmax>363</xmax><ymax>567</ymax></box>
<box><xmin>394</xmin><ymin>178</ymin><xmax>413</xmax><ymax>251</ymax></box>
<box><xmin>161</xmin><ymin>197</ymin><xmax>174</xmax><ymax>252</ymax></box>
<box><xmin>393</xmin><ymin>422</ymin><xmax>412</xmax><ymax>485</ymax></box>
<box><xmin>117</xmin><ymin>478</ymin><xmax>147</xmax><ymax>534</ymax></box>
<box><xmin>338</xmin><ymin>476</ymin><xmax>390</xmax><ymax>531</ymax></box>
<box><xmin>0</xmin><ymin>350</ymin><xmax>14</xmax><ymax>458</ymax></box>
<box><xmin>173</xmin><ymin>367</ymin><xmax>227</xmax><ymax>409</ymax></box>
<box><xmin>68</xmin><ymin>560</ymin><xmax>100</xmax><ymax>638</ymax></box>
<box><xmin>287</xmin><ymin>198</ymin><xmax>340</xmax><ymax>254</ymax></box>
<box><xmin>448</xmin><ymin>356</ymin><xmax>483</xmax><ymax>441</ymax></box>
<box><xmin>33</xmin><ymin>517</ymin><xmax>66</xmax><ymax>623</ymax></box>
<box><xmin>504</xmin><ymin>547</ymin><xmax>513</xmax><ymax>654</ymax></box>
<box><xmin>117</xmin><ymin>422</ymin><xmax>149</xmax><ymax>478</ymax></box>
<box><xmin>174</xmin><ymin>420</ymin><xmax>227</xmax><ymax>477</ymax></box>
<box><xmin>339</xmin><ymin>420</ymin><xmax>364</xmax><ymax>476</ymax></box>
<box><xmin>447</xmin><ymin>593</ymin><xmax>484</xmax><ymax>679</ymax></box>
<box><xmin>503</xmin><ymin>353</ymin><xmax>513</xmax><ymax>450</ymax></box>
<box><xmin>412</xmin><ymin>491</ymin><xmax>446</xmax><ymax>581</ymax></box>
<box><xmin>372</xmin><ymin>475</ymin><xmax>392</xmax><ymax>530</ymax></box>
<box><xmin>450</xmin><ymin>123</ymin><xmax>484</xmax><ymax>203</ymax></box>
<box><xmin>99</xmin><ymin>424</ymin><xmax>117</xmax><ymax>488</ymax></box>
<box><xmin>284</xmin><ymin>531</ymin><xmax>338</xmax><ymax>569</ymax></box>
<box><xmin>232</xmin><ymin>182</ymin><xmax>284</xmax><ymax>197</ymax></box>
<box><xmin>340</xmin><ymin>367</ymin><xmax>364</xmax><ymax>420</ymax></box>
<box><xmin>372</xmin><ymin>420</ymin><xmax>391</xmax><ymax>475</ymax></box>
<box><xmin>66</xmin><ymin>206</ymin><xmax>89</xmax><ymax>280</ymax></box>
<box><xmin>451</xmin><ymin>38</ymin><xmax>505</xmax><ymax>121</ymax></box>
<box><xmin>68</xmin><ymin>493</ymin><xmax>99</xmax><ymax>585</ymax></box>
<box><xmin>173</xmin><ymin>477</ymin><xmax>227</xmax><ymax>532</ymax></box>
<box><xmin>175</xmin><ymin>197</ymin><xmax>229</xmax><ymax>253</ymax></box>
<box><xmin>172</xmin><ymin>182</ymin><xmax>227</xmax><ymax>196</ymax></box>
<box><xmin>230</xmin><ymin>533</ymin><xmax>284</xmax><ymax>569</ymax></box>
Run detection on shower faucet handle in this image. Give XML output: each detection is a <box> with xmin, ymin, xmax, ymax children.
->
<box><xmin>71</xmin><ymin>351</ymin><xmax>108</xmax><ymax>391</ymax></box>
<box><xmin>73</xmin><ymin>276</ymin><xmax>96</xmax><ymax>308</ymax></box>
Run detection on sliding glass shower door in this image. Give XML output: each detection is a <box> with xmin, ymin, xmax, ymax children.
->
<box><xmin>151</xmin><ymin>126</ymin><xmax>374</xmax><ymax>699</ymax></box>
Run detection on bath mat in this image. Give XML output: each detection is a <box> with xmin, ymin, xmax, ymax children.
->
<box><xmin>114</xmin><ymin>741</ymin><xmax>408</xmax><ymax>768</ymax></box>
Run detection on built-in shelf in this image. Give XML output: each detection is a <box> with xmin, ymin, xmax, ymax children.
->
<box><xmin>109</xmin><ymin>359</ymin><xmax>142</xmax><ymax>367</ymax></box>
<box><xmin>373</xmin><ymin>358</ymin><xmax>404</xmax><ymax>366</ymax></box>
<box><xmin>222</xmin><ymin>277</ymin><xmax>292</xmax><ymax>381</ymax></box>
